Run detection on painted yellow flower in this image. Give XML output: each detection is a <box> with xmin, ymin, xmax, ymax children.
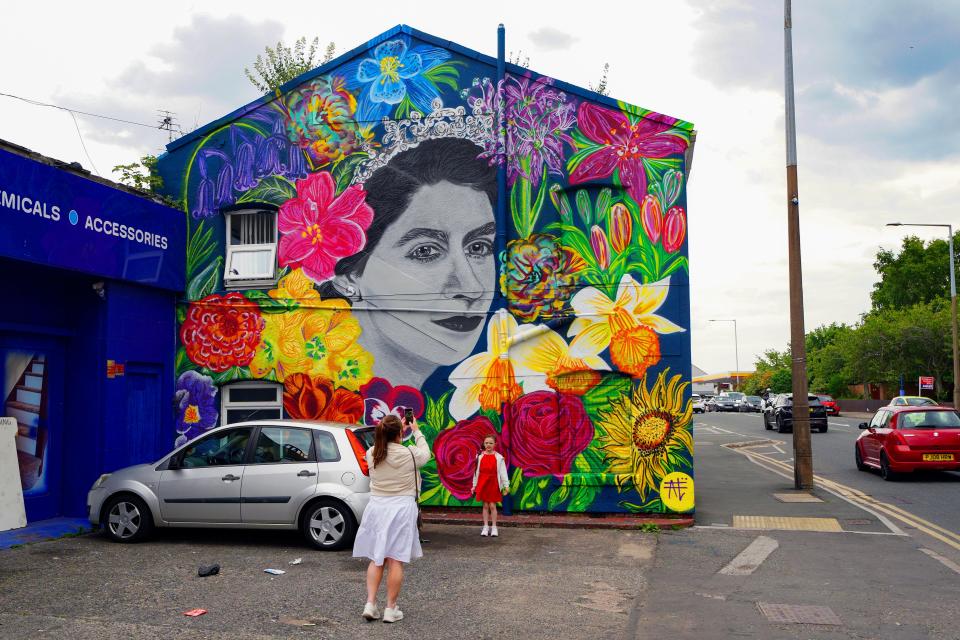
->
<box><xmin>448</xmin><ymin>311</ymin><xmax>549</xmax><ymax>420</ymax></box>
<box><xmin>250</xmin><ymin>280</ymin><xmax>373</xmax><ymax>389</ymax></box>
<box><xmin>568</xmin><ymin>274</ymin><xmax>683</xmax><ymax>377</ymax></box>
<box><xmin>597</xmin><ymin>368</ymin><xmax>693</xmax><ymax>497</ymax></box>
<box><xmin>509</xmin><ymin>324</ymin><xmax>609</xmax><ymax>395</ymax></box>
<box><xmin>269</xmin><ymin>268</ymin><xmax>322</xmax><ymax>302</ymax></box>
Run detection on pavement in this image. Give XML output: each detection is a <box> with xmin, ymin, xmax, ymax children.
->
<box><xmin>1</xmin><ymin>412</ymin><xmax>958</xmax><ymax>639</ymax></box>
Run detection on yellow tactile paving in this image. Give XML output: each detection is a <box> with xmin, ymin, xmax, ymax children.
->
<box><xmin>773</xmin><ymin>493</ymin><xmax>824</xmax><ymax>503</ymax></box>
<box><xmin>732</xmin><ymin>515</ymin><xmax>843</xmax><ymax>532</ymax></box>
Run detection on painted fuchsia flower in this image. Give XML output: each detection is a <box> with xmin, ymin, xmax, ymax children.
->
<box><xmin>360</xmin><ymin>377</ymin><xmax>425</xmax><ymax>439</ymax></box>
<box><xmin>569</xmin><ymin>103</ymin><xmax>689</xmax><ymax>203</ymax></box>
<box><xmin>278</xmin><ymin>172</ymin><xmax>373</xmax><ymax>284</ymax></box>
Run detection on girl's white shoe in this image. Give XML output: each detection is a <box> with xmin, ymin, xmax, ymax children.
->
<box><xmin>480</xmin><ymin>525</ymin><xmax>489</xmax><ymax>536</ymax></box>
<box><xmin>491</xmin><ymin>526</ymin><xmax>499</xmax><ymax>537</ymax></box>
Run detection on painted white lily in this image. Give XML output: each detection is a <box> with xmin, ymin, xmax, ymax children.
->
<box><xmin>448</xmin><ymin>310</ymin><xmax>549</xmax><ymax>421</ymax></box>
<box><xmin>568</xmin><ymin>275</ymin><xmax>684</xmax><ymax>376</ymax></box>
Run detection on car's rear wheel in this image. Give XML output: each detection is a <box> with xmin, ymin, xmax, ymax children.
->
<box><xmin>819</xmin><ymin>424</ymin><xmax>828</xmax><ymax>433</ymax></box>
<box><xmin>879</xmin><ymin>452</ymin><xmax>897</xmax><ymax>481</ymax></box>
<box><xmin>300</xmin><ymin>498</ymin><xmax>356</xmax><ymax>551</ymax></box>
<box><xmin>855</xmin><ymin>445</ymin><xmax>868</xmax><ymax>471</ymax></box>
<box><xmin>776</xmin><ymin>416</ymin><xmax>787</xmax><ymax>433</ymax></box>
<box><xmin>102</xmin><ymin>494</ymin><xmax>153</xmax><ymax>543</ymax></box>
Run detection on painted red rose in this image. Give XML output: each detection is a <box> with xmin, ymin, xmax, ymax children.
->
<box><xmin>505</xmin><ymin>391</ymin><xmax>592</xmax><ymax>479</ymax></box>
<box><xmin>181</xmin><ymin>292</ymin><xmax>264</xmax><ymax>372</ymax></box>
<box><xmin>283</xmin><ymin>373</ymin><xmax>364</xmax><ymax>423</ymax></box>
<box><xmin>434</xmin><ymin>416</ymin><xmax>501</xmax><ymax>500</ymax></box>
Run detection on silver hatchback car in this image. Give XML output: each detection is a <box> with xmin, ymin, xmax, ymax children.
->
<box><xmin>87</xmin><ymin>420</ymin><xmax>373</xmax><ymax>550</ymax></box>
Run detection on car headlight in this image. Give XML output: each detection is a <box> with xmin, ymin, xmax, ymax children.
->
<box><xmin>92</xmin><ymin>473</ymin><xmax>111</xmax><ymax>490</ymax></box>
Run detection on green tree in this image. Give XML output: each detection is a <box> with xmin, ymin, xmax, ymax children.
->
<box><xmin>871</xmin><ymin>233</ymin><xmax>960</xmax><ymax>311</ymax></box>
<box><xmin>245</xmin><ymin>37</ymin><xmax>336</xmax><ymax>93</ymax></box>
<box><xmin>113</xmin><ymin>155</ymin><xmax>163</xmax><ymax>192</ymax></box>
<box><xmin>743</xmin><ymin>348</ymin><xmax>792</xmax><ymax>395</ymax></box>
<box><xmin>806</xmin><ymin>323</ymin><xmax>854</xmax><ymax>397</ymax></box>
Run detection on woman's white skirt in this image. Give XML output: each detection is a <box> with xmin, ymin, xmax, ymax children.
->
<box><xmin>352</xmin><ymin>495</ymin><xmax>422</xmax><ymax>566</ymax></box>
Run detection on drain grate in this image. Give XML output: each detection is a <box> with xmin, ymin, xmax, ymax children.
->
<box><xmin>773</xmin><ymin>492</ymin><xmax>823</xmax><ymax>503</ymax></box>
<box><xmin>757</xmin><ymin>603</ymin><xmax>842</xmax><ymax>625</ymax></box>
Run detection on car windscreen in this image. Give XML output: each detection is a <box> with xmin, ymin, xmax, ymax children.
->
<box><xmin>905</xmin><ymin>397</ymin><xmax>936</xmax><ymax>406</ymax></box>
<box><xmin>724</xmin><ymin>393</ymin><xmax>744</xmax><ymax>400</ymax></box>
<box><xmin>746</xmin><ymin>396</ymin><xmax>761</xmax><ymax>402</ymax></box>
<box><xmin>817</xmin><ymin>395</ymin><xmax>834</xmax><ymax>402</ymax></box>
<box><xmin>898</xmin><ymin>410</ymin><xmax>960</xmax><ymax>429</ymax></box>
<box><xmin>780</xmin><ymin>396</ymin><xmax>822</xmax><ymax>406</ymax></box>
<box><xmin>352</xmin><ymin>427</ymin><xmax>376</xmax><ymax>448</ymax></box>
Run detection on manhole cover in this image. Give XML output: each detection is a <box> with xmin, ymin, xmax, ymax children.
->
<box><xmin>774</xmin><ymin>493</ymin><xmax>823</xmax><ymax>503</ymax></box>
<box><xmin>757</xmin><ymin>603</ymin><xmax>842</xmax><ymax>625</ymax></box>
<box><xmin>844</xmin><ymin>518</ymin><xmax>873</xmax><ymax>526</ymax></box>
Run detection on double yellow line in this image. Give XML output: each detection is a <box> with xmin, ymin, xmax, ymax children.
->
<box><xmin>739</xmin><ymin>447</ymin><xmax>960</xmax><ymax>553</ymax></box>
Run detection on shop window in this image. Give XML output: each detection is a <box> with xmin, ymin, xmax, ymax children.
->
<box><xmin>221</xmin><ymin>382</ymin><xmax>283</xmax><ymax>425</ymax></box>
<box><xmin>224</xmin><ymin>209</ymin><xmax>277</xmax><ymax>287</ymax></box>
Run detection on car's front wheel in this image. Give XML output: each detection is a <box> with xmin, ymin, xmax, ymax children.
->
<box><xmin>301</xmin><ymin>498</ymin><xmax>357</xmax><ymax>551</ymax></box>
<box><xmin>102</xmin><ymin>494</ymin><xmax>154</xmax><ymax>543</ymax></box>
<box><xmin>776</xmin><ymin>415</ymin><xmax>787</xmax><ymax>433</ymax></box>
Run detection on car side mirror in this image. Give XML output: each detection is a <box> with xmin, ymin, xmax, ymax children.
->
<box><xmin>858</xmin><ymin>422</ymin><xmax>869</xmax><ymax>430</ymax></box>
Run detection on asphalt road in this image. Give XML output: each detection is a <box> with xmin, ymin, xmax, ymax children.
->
<box><xmin>695</xmin><ymin>410</ymin><xmax>960</xmax><ymax>554</ymax></box>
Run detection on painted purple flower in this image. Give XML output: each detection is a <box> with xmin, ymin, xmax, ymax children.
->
<box><xmin>470</xmin><ymin>74</ymin><xmax>576</xmax><ymax>187</ymax></box>
<box><xmin>174</xmin><ymin>370</ymin><xmax>218</xmax><ymax>445</ymax></box>
<box><xmin>360</xmin><ymin>377</ymin><xmax>424</xmax><ymax>440</ymax></box>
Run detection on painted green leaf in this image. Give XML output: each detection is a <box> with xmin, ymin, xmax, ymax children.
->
<box><xmin>208</xmin><ymin>366</ymin><xmax>244</xmax><ymax>385</ymax></box>
<box><xmin>568</xmin><ymin>483</ymin><xmax>599</xmax><ymax>512</ymax></box>
<box><xmin>509</xmin><ymin>467</ymin><xmax>524</xmax><ymax>494</ymax></box>
<box><xmin>186</xmin><ymin>222</ymin><xmax>216</xmax><ymax>280</ymax></box>
<box><xmin>331</xmin><ymin>153</ymin><xmax>368</xmax><ymax>194</ymax></box>
<box><xmin>174</xmin><ymin>347</ymin><xmax>190</xmax><ymax>377</ymax></box>
<box><xmin>246</xmin><ymin>289</ymin><xmax>298</xmax><ymax>314</ymax></box>
<box><xmin>547</xmin><ymin>475</ymin><xmax>574</xmax><ymax>510</ymax></box>
<box><xmin>186</xmin><ymin>256</ymin><xmax>222</xmax><ymax>301</ymax></box>
<box><xmin>236</xmin><ymin>175</ymin><xmax>297</xmax><ymax>206</ymax></box>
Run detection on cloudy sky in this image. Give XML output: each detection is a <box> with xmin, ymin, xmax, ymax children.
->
<box><xmin>3</xmin><ymin>0</ymin><xmax>958</xmax><ymax>374</ymax></box>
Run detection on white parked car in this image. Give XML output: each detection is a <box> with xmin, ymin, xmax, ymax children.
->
<box><xmin>692</xmin><ymin>394</ymin><xmax>706</xmax><ymax>414</ymax></box>
<box><xmin>87</xmin><ymin>420</ymin><xmax>373</xmax><ymax>550</ymax></box>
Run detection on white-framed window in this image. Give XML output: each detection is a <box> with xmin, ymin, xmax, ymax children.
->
<box><xmin>224</xmin><ymin>209</ymin><xmax>277</xmax><ymax>287</ymax></box>
<box><xmin>221</xmin><ymin>382</ymin><xmax>283</xmax><ymax>425</ymax></box>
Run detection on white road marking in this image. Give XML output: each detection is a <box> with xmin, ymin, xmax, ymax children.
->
<box><xmin>719</xmin><ymin>535</ymin><xmax>779</xmax><ymax>575</ymax></box>
<box><xmin>919</xmin><ymin>548</ymin><xmax>960</xmax><ymax>575</ymax></box>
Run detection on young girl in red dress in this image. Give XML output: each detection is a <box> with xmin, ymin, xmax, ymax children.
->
<box><xmin>471</xmin><ymin>434</ymin><xmax>509</xmax><ymax>537</ymax></box>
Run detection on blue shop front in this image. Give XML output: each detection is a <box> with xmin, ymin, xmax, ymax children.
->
<box><xmin>0</xmin><ymin>141</ymin><xmax>185</xmax><ymax>523</ymax></box>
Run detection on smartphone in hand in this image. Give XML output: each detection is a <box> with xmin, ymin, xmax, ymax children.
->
<box><xmin>404</xmin><ymin>408</ymin><xmax>414</xmax><ymax>426</ymax></box>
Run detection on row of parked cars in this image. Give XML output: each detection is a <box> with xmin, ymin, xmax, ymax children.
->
<box><xmin>692</xmin><ymin>392</ymin><xmax>763</xmax><ymax>414</ymax></box>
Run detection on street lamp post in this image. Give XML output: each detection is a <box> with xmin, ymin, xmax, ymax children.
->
<box><xmin>886</xmin><ymin>222</ymin><xmax>959</xmax><ymax>406</ymax></box>
<box><xmin>709</xmin><ymin>319</ymin><xmax>740</xmax><ymax>391</ymax></box>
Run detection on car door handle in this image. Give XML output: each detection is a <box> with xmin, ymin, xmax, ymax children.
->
<box><xmin>221</xmin><ymin>474</ymin><xmax>240</xmax><ymax>482</ymax></box>
<box><xmin>298</xmin><ymin>470</ymin><xmax>317</xmax><ymax>477</ymax></box>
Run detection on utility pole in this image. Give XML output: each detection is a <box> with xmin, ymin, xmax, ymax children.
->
<box><xmin>785</xmin><ymin>0</ymin><xmax>813</xmax><ymax>490</ymax></box>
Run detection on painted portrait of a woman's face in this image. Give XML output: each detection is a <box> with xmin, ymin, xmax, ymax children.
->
<box><xmin>334</xmin><ymin>138</ymin><xmax>497</xmax><ymax>387</ymax></box>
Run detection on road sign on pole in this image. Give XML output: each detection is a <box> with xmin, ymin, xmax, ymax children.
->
<box><xmin>919</xmin><ymin>376</ymin><xmax>935</xmax><ymax>391</ymax></box>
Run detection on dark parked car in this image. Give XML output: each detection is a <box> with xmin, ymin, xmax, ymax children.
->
<box><xmin>762</xmin><ymin>393</ymin><xmax>828</xmax><ymax>433</ymax></box>
<box><xmin>738</xmin><ymin>395</ymin><xmax>763</xmax><ymax>413</ymax></box>
<box><xmin>710</xmin><ymin>393</ymin><xmax>742</xmax><ymax>412</ymax></box>
<box><xmin>856</xmin><ymin>406</ymin><xmax>960</xmax><ymax>480</ymax></box>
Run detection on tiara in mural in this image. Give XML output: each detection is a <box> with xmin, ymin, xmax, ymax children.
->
<box><xmin>351</xmin><ymin>97</ymin><xmax>495</xmax><ymax>185</ymax></box>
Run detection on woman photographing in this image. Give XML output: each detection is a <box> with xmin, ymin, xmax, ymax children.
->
<box><xmin>352</xmin><ymin>414</ymin><xmax>431</xmax><ymax>623</ymax></box>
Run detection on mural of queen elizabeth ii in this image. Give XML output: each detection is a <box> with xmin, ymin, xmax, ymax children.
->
<box><xmin>163</xmin><ymin>25</ymin><xmax>694</xmax><ymax>515</ymax></box>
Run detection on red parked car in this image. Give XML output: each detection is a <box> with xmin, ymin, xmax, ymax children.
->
<box><xmin>816</xmin><ymin>394</ymin><xmax>840</xmax><ymax>416</ymax></box>
<box><xmin>856</xmin><ymin>406</ymin><xmax>960</xmax><ymax>480</ymax></box>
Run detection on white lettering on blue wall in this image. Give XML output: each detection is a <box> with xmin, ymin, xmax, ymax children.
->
<box><xmin>0</xmin><ymin>189</ymin><xmax>61</xmax><ymax>221</ymax></box>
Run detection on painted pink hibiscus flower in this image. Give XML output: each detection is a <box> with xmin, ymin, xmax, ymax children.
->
<box><xmin>278</xmin><ymin>171</ymin><xmax>373</xmax><ymax>284</ymax></box>
<box><xmin>569</xmin><ymin>103</ymin><xmax>689</xmax><ymax>203</ymax></box>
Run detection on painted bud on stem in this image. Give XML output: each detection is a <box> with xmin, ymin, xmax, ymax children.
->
<box><xmin>609</xmin><ymin>203</ymin><xmax>632</xmax><ymax>254</ymax></box>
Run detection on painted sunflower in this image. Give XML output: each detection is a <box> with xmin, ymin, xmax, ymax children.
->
<box><xmin>597</xmin><ymin>368</ymin><xmax>693</xmax><ymax>497</ymax></box>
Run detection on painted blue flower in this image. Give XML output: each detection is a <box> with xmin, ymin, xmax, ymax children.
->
<box><xmin>174</xmin><ymin>370</ymin><xmax>218</xmax><ymax>445</ymax></box>
<box><xmin>342</xmin><ymin>38</ymin><xmax>451</xmax><ymax>122</ymax></box>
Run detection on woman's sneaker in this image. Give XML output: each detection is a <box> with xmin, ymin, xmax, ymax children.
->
<box><xmin>491</xmin><ymin>526</ymin><xmax>499</xmax><ymax>537</ymax></box>
<box><xmin>382</xmin><ymin>606</ymin><xmax>404</xmax><ymax>623</ymax></box>
<box><xmin>480</xmin><ymin>525</ymin><xmax>489</xmax><ymax>537</ymax></box>
<box><xmin>362</xmin><ymin>602</ymin><xmax>380</xmax><ymax>621</ymax></box>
